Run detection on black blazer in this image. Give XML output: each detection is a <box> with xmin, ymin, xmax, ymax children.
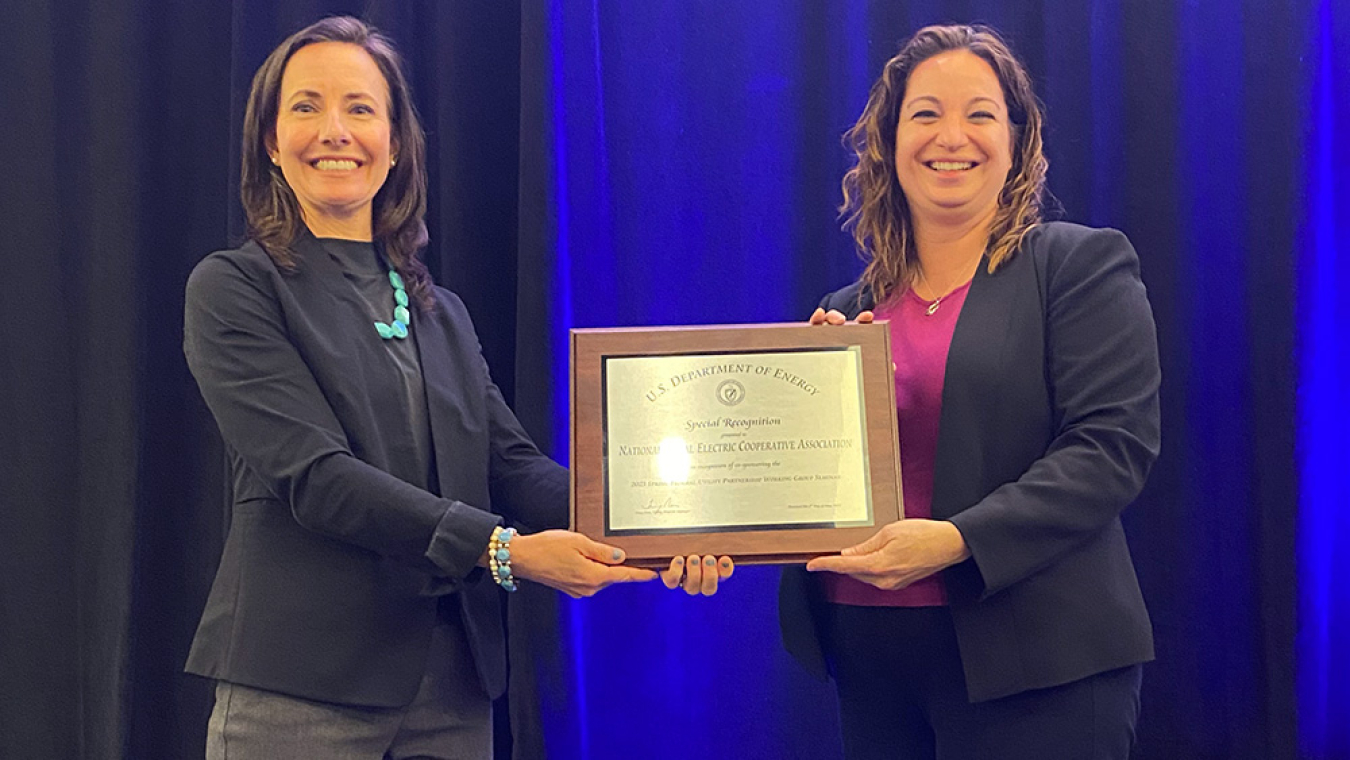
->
<box><xmin>780</xmin><ymin>222</ymin><xmax>1160</xmax><ymax>702</ymax></box>
<box><xmin>183</xmin><ymin>234</ymin><xmax>567</xmax><ymax>707</ymax></box>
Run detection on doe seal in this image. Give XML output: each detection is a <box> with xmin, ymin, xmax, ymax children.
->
<box><xmin>716</xmin><ymin>379</ymin><xmax>746</xmax><ymax>406</ymax></box>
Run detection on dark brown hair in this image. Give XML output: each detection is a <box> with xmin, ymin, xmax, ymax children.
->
<box><xmin>840</xmin><ymin>24</ymin><xmax>1048</xmax><ymax>304</ymax></box>
<box><xmin>240</xmin><ymin>16</ymin><xmax>432</xmax><ymax>309</ymax></box>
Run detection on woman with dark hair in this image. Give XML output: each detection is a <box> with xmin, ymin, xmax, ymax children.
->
<box><xmin>781</xmin><ymin>25</ymin><xmax>1159</xmax><ymax>759</ymax></box>
<box><xmin>184</xmin><ymin>16</ymin><xmax>728</xmax><ymax>759</ymax></box>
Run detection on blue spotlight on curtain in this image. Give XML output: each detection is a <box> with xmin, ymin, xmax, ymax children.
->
<box><xmin>518</xmin><ymin>2</ymin><xmax>865</xmax><ymax>757</ymax></box>
<box><xmin>511</xmin><ymin>2</ymin><xmax>1328</xmax><ymax>758</ymax></box>
<box><xmin>1299</xmin><ymin>1</ymin><xmax>1350</xmax><ymax>755</ymax></box>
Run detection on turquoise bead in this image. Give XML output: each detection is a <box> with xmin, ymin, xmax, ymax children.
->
<box><xmin>495</xmin><ymin>548</ymin><xmax>510</xmax><ymax>562</ymax></box>
<box><xmin>501</xmin><ymin>579</ymin><xmax>517</xmax><ymax>592</ymax></box>
<box><xmin>373</xmin><ymin>270</ymin><xmax>413</xmax><ymax>339</ymax></box>
<box><xmin>497</xmin><ymin>565</ymin><xmax>511</xmax><ymax>578</ymax></box>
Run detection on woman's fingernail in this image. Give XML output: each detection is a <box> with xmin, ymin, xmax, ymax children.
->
<box><xmin>721</xmin><ymin>560</ymin><xmax>730</xmax><ymax>568</ymax></box>
<box><xmin>612</xmin><ymin>549</ymin><xmax>623</xmax><ymax>561</ymax></box>
<box><xmin>705</xmin><ymin>557</ymin><xmax>715</xmax><ymax>567</ymax></box>
<box><xmin>674</xmin><ymin>557</ymin><xmax>684</xmax><ymax>565</ymax></box>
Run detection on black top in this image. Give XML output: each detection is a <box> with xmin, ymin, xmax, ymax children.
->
<box><xmin>318</xmin><ymin>238</ymin><xmax>435</xmax><ymax>494</ymax></box>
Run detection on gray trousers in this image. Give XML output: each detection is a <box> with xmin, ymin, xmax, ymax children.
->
<box><xmin>205</xmin><ymin>620</ymin><xmax>491</xmax><ymax>760</ymax></box>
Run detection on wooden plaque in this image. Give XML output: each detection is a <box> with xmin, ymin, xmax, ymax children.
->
<box><xmin>570</xmin><ymin>322</ymin><xmax>902</xmax><ymax>567</ymax></box>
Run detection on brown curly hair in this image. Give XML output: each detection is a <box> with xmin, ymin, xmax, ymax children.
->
<box><xmin>840</xmin><ymin>24</ymin><xmax>1048</xmax><ymax>305</ymax></box>
<box><xmin>239</xmin><ymin>16</ymin><xmax>433</xmax><ymax>310</ymax></box>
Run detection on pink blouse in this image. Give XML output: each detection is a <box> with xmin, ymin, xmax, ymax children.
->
<box><xmin>821</xmin><ymin>279</ymin><xmax>971</xmax><ymax>607</ymax></box>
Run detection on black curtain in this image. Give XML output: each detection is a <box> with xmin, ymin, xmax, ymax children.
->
<box><xmin>1</xmin><ymin>1</ymin><xmax>1312</xmax><ymax>758</ymax></box>
<box><xmin>2</xmin><ymin>2</ymin><xmax>524</xmax><ymax>757</ymax></box>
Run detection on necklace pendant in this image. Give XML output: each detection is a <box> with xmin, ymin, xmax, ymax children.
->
<box><xmin>375</xmin><ymin>267</ymin><xmax>411</xmax><ymax>340</ymax></box>
<box><xmin>925</xmin><ymin>299</ymin><xmax>942</xmax><ymax>316</ymax></box>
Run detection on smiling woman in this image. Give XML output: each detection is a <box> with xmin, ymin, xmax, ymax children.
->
<box><xmin>269</xmin><ymin>41</ymin><xmax>396</xmax><ymax>239</ymax></box>
<box><xmin>834</xmin><ymin>25</ymin><xmax>1046</xmax><ymax>309</ymax></box>
<box><xmin>237</xmin><ymin>16</ymin><xmax>434</xmax><ymax>308</ymax></box>
<box><xmin>182</xmin><ymin>16</ymin><xmax>731</xmax><ymax>760</ymax></box>
<box><xmin>790</xmin><ymin>25</ymin><xmax>1159</xmax><ymax>760</ymax></box>
<box><xmin>892</xmin><ymin>50</ymin><xmax>1012</xmax><ymax>233</ymax></box>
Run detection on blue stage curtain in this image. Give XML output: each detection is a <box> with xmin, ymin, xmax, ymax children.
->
<box><xmin>1300</xmin><ymin>0</ymin><xmax>1350</xmax><ymax>756</ymax></box>
<box><xmin>509</xmin><ymin>2</ymin><xmax>1344</xmax><ymax>758</ymax></box>
<box><xmin>3</xmin><ymin>1</ymin><xmax>1345</xmax><ymax>758</ymax></box>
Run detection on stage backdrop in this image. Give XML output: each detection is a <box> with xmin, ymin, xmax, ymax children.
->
<box><xmin>1</xmin><ymin>1</ymin><xmax>1345</xmax><ymax>758</ymax></box>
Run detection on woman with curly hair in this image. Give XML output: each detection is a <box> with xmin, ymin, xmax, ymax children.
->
<box><xmin>782</xmin><ymin>25</ymin><xmax>1160</xmax><ymax>760</ymax></box>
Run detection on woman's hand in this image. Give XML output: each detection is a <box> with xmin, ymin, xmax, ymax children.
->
<box><xmin>805</xmin><ymin>519</ymin><xmax>970</xmax><ymax>590</ymax></box>
<box><xmin>640</xmin><ymin>309</ymin><xmax>870</xmax><ymax>598</ymax></box>
<box><xmin>808</xmin><ymin>307</ymin><xmax>874</xmax><ymax>325</ymax></box>
<box><xmin>509</xmin><ymin>530</ymin><xmax>656</xmax><ymax>598</ymax></box>
<box><xmin>660</xmin><ymin>555</ymin><xmax>735</xmax><ymax>596</ymax></box>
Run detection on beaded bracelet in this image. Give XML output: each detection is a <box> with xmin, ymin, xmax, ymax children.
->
<box><xmin>488</xmin><ymin>526</ymin><xmax>518</xmax><ymax>592</ymax></box>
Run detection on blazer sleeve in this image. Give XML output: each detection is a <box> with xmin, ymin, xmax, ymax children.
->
<box><xmin>481</xmin><ymin>353</ymin><xmax>570</xmax><ymax>533</ymax></box>
<box><xmin>948</xmin><ymin>228</ymin><xmax>1161</xmax><ymax>596</ymax></box>
<box><xmin>184</xmin><ymin>252</ymin><xmax>499</xmax><ymax>581</ymax></box>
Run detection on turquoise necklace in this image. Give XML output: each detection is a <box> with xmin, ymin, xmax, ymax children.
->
<box><xmin>374</xmin><ymin>269</ymin><xmax>411</xmax><ymax>340</ymax></box>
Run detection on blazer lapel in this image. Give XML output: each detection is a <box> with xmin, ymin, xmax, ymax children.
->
<box><xmin>411</xmin><ymin>298</ymin><xmax>480</xmax><ymax>501</ymax></box>
<box><xmin>287</xmin><ymin>233</ymin><xmax>381</xmax><ymax>363</ymax></box>
<box><xmin>301</xmin><ymin>234</ymin><xmax>415</xmax><ymax>369</ymax></box>
<box><xmin>293</xmin><ymin>232</ymin><xmax>360</xmax><ymax>304</ymax></box>
<box><xmin>931</xmin><ymin>254</ymin><xmax>1029</xmax><ymax>520</ymax></box>
<box><xmin>291</xmin><ymin>233</ymin><xmax>431</xmax><ymax>481</ymax></box>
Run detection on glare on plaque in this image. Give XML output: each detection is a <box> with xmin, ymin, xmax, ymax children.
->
<box><xmin>657</xmin><ymin>437</ymin><xmax>691</xmax><ymax>483</ymax></box>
